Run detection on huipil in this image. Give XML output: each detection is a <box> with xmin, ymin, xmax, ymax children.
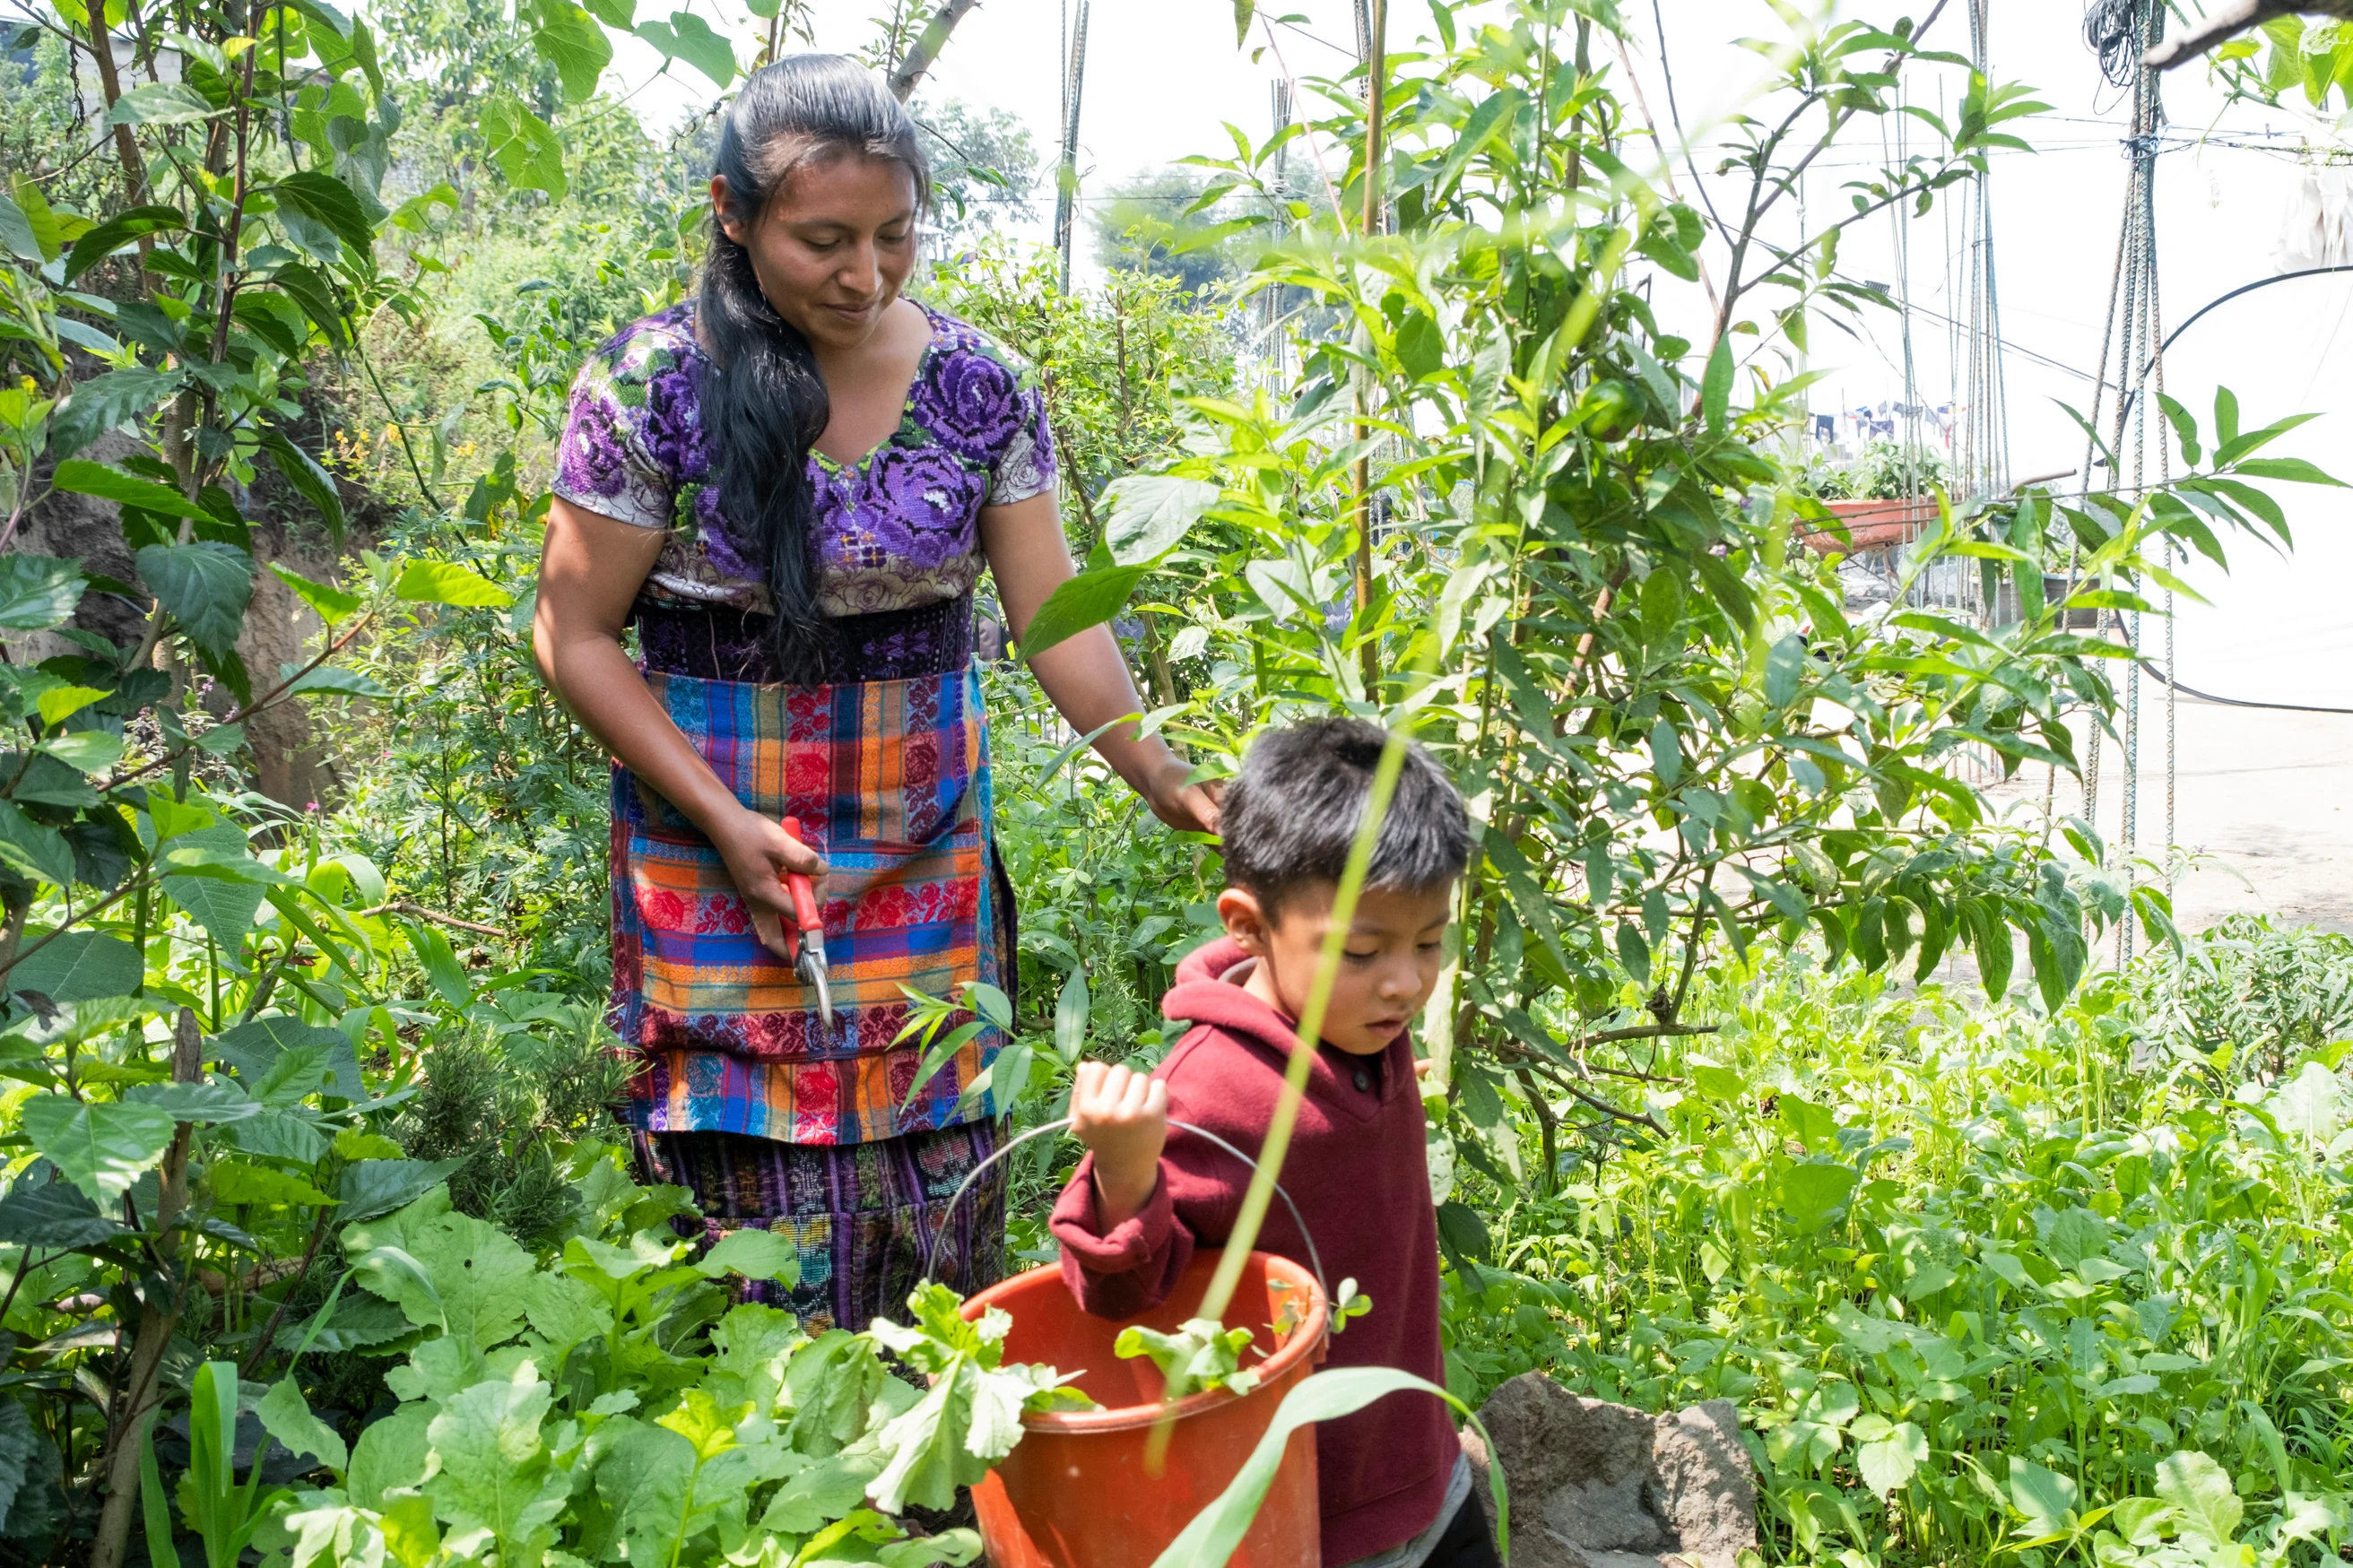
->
<box><xmin>1049</xmin><ymin>937</ymin><xmax>1458</xmax><ymax>1565</ymax></box>
<box><xmin>553</xmin><ymin>298</ymin><xmax>1053</xmax><ymax>1330</ymax></box>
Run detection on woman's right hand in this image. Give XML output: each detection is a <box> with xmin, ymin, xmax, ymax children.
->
<box><xmin>1071</xmin><ymin>1061</ymin><xmax>1168</xmax><ymax>1229</ymax></box>
<box><xmin>708</xmin><ymin>808</ymin><xmax>829</xmax><ymax>964</ymax></box>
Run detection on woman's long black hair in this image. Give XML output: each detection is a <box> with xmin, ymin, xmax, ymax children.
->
<box><xmin>699</xmin><ymin>55</ymin><xmax>930</xmax><ymax>680</ymax></box>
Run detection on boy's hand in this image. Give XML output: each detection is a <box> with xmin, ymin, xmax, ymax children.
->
<box><xmin>1071</xmin><ymin>1061</ymin><xmax>1168</xmax><ymax>1231</ymax></box>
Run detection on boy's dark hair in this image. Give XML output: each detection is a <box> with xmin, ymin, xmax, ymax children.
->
<box><xmin>1220</xmin><ymin>717</ymin><xmax>1472</xmax><ymax>917</ymax></box>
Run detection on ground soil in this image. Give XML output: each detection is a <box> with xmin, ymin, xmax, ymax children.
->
<box><xmin>1984</xmin><ymin>690</ymin><xmax>2353</xmax><ymax>940</ymax></box>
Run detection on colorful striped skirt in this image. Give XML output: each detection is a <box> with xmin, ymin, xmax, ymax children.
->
<box><xmin>610</xmin><ymin>599</ymin><xmax>1012</xmax><ymax>1330</ymax></box>
<box><xmin>629</xmin><ymin>1119</ymin><xmax>1005</xmax><ymax>1333</ymax></box>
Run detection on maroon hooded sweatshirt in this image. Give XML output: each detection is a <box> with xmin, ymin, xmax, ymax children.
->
<box><xmin>1049</xmin><ymin>938</ymin><xmax>1456</xmax><ymax>1565</ymax></box>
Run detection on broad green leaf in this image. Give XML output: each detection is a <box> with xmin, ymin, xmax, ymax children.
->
<box><xmin>2154</xmin><ymin>1451</ymin><xmax>2243</xmax><ymax>1547</ymax></box>
<box><xmin>107</xmin><ymin>82</ymin><xmax>221</xmax><ymax>125</ymax></box>
<box><xmin>343</xmin><ymin>1188</ymin><xmax>536</xmax><ymax>1345</ymax></box>
<box><xmin>1102</xmin><ymin>475</ymin><xmax>1220</xmax><ymax>566</ymax></box>
<box><xmin>122</xmin><ymin>1081</ymin><xmax>260</xmax><ymax>1123</ymax></box>
<box><xmin>257</xmin><ymin>430</ymin><xmax>348</xmax><ymax>541</ymax></box>
<box><xmin>256</xmin><ymin>1377</ymin><xmax>348</xmax><ymax>1475</ymax></box>
<box><xmin>423</xmin><ymin>1367</ymin><xmax>569</xmax><ymax>1555</ymax></box>
<box><xmin>757</xmin><ymin>1453</ymin><xmax>871</xmax><ymax>1534</ymax></box>
<box><xmin>0</xmin><ymin>803</ymin><xmax>77</xmax><ymax>888</ymax></box>
<box><xmin>20</xmin><ymin>1096</ymin><xmax>176</xmax><ymax>1205</ymax></box>
<box><xmin>636</xmin><ymin>11</ymin><xmax>735</xmax><ymax>86</ymax></box>
<box><xmin>0</xmin><ymin>1399</ymin><xmax>51</xmax><ymax>1542</ymax></box>
<box><xmin>210</xmin><ymin>1160</ymin><xmax>336</xmax><ymax>1208</ymax></box>
<box><xmin>1701</xmin><ymin>333</ymin><xmax>1733</xmax><ymax>434</ymax></box>
<box><xmin>166</xmin><ymin>871</ymin><xmax>270</xmax><ymax>949</ymax></box>
<box><xmin>782</xmin><ymin>1330</ymin><xmax>889</xmax><ymax>1456</ymax></box>
<box><xmin>1016</xmin><ymin>563</ymin><xmax>1147</xmax><ymax>658</ymax></box>
<box><xmin>1775</xmin><ymin>1161</ymin><xmax>1858</xmax><ymax>1234</ymax></box>
<box><xmin>226</xmin><ymin>1108</ymin><xmax>331</xmax><ymax>1165</ymax></box>
<box><xmin>401</xmin><ymin>920</ymin><xmax>471</xmax><ymax>1008</ymax></box>
<box><xmin>519</xmin><ymin>1270</ymin><xmax>609</xmax><ymax>1352</ymax></box>
<box><xmin>49</xmin><ymin>368</ymin><xmax>182</xmax><ymax>457</ymax></box>
<box><xmin>1855</xmin><ymin>1419</ymin><xmax>1927</xmax><ymax>1494</ymax></box>
<box><xmin>1149</xmin><ymin>1367</ymin><xmax>1505</xmax><ymax>1568</ymax></box>
<box><xmin>336</xmin><ymin>1159</ymin><xmax>465</xmax><ymax>1224</ymax></box>
<box><xmin>268</xmin><ymin>170</ymin><xmax>374</xmax><ymax>257</ymax></box>
<box><xmin>49</xmin><ymin>461</ymin><xmax>208</xmax><ymax>522</ymax></box>
<box><xmin>480</xmin><ymin>98</ymin><xmax>567</xmax><ymax>201</ymax></box>
<box><xmin>346</xmin><ymin>1403</ymin><xmax>433</xmax><ymax>1511</ymax></box>
<box><xmin>0</xmin><ymin>555</ymin><xmax>85</xmax><ymax>632</ymax></box>
<box><xmin>1648</xmin><ymin>718</ymin><xmax>1682</xmax><ymax>787</ymax></box>
<box><xmin>285</xmin><ymin>666</ymin><xmax>389</xmax><ymax>699</ymax></box>
<box><xmin>213</xmin><ymin>1016</ymin><xmax>366</xmax><ymax>1100</ymax></box>
<box><xmin>697</xmin><ymin>1226</ymin><xmax>801</xmax><ymax>1286</ymax></box>
<box><xmin>2269</xmin><ymin>1059</ymin><xmax>2348</xmax><ymax>1141</ymax></box>
<box><xmin>32</xmin><ymin>686</ymin><xmax>109</xmax><ymax>728</ymax></box>
<box><xmin>1689</xmin><ymin>1062</ymin><xmax>1744</xmax><ymax>1100</ymax></box>
<box><xmin>864</xmin><ymin>1359</ymin><xmax>985</xmax><ymax>1514</ymax></box>
<box><xmin>62</xmin><ymin>205</ymin><xmax>184</xmax><ymax>280</ymax></box>
<box><xmin>134</xmin><ymin>541</ymin><xmax>254</xmax><ymax>658</ymax></box>
<box><xmin>37</xmin><ymin>731</ymin><xmax>123</xmax><ymax>775</ymax></box>
<box><xmin>393</xmin><ymin>559</ymin><xmax>514</xmax><ymax>608</ymax></box>
<box><xmin>0</xmin><ymin>1164</ymin><xmax>127</xmax><ymax>1247</ymax></box>
<box><xmin>7</xmin><ymin>177</ymin><xmax>62</xmax><ymax>262</ymax></box>
<box><xmin>2009</xmin><ymin>1456</ymin><xmax>2079</xmax><ymax>1537</ymax></box>
<box><xmin>10</xmin><ymin>931</ymin><xmax>142</xmax><ymax>1002</ymax></box>
<box><xmin>594</xmin><ymin>1419</ymin><xmax>700</xmax><ymax>1568</ymax></box>
<box><xmin>1763</xmin><ymin>630</ymin><xmax>1806</xmax><ymax>708</ymax></box>
<box><xmin>530</xmin><ymin>0</ymin><xmax>613</xmax><ymax>101</ymax></box>
<box><xmin>0</xmin><ymin>195</ymin><xmax>40</xmax><ymax>264</ymax></box>
<box><xmin>1053</xmin><ymin>969</ymin><xmax>1090</xmax><ymax>1065</ymax></box>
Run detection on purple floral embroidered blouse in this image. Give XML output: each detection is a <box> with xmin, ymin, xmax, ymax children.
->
<box><xmin>551</xmin><ymin>299</ymin><xmax>1055</xmax><ymax>620</ymax></box>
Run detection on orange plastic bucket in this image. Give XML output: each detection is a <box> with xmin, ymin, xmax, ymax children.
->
<box><xmin>959</xmin><ymin>1250</ymin><xmax>1330</xmax><ymax>1568</ymax></box>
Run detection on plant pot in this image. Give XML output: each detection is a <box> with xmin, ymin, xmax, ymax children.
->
<box><xmin>1797</xmin><ymin>496</ymin><xmax>1939</xmax><ymax>553</ymax></box>
<box><xmin>961</xmin><ymin>1250</ymin><xmax>1330</xmax><ymax>1568</ymax></box>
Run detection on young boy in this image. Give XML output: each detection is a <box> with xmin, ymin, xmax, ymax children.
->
<box><xmin>1050</xmin><ymin>717</ymin><xmax>1494</xmax><ymax>1568</ymax></box>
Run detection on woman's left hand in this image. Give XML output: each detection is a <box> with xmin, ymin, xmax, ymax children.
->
<box><xmin>1142</xmin><ymin>753</ymin><xmax>1222</xmax><ymax>834</ymax></box>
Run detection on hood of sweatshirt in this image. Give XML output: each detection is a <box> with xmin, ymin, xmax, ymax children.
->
<box><xmin>1162</xmin><ymin>936</ymin><xmax>1415</xmax><ymax>1115</ymax></box>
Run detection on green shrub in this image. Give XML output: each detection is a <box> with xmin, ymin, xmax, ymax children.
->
<box><xmin>1439</xmin><ymin>946</ymin><xmax>2353</xmax><ymax>1564</ymax></box>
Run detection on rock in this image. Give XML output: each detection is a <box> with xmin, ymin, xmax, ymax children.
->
<box><xmin>1462</xmin><ymin>1374</ymin><xmax>1758</xmax><ymax>1568</ymax></box>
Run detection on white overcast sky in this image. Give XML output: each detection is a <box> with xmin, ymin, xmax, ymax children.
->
<box><xmin>596</xmin><ymin>1</ymin><xmax>2353</xmax><ymax>704</ymax></box>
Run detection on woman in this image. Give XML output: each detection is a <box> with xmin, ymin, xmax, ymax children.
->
<box><xmin>534</xmin><ymin>55</ymin><xmax>1216</xmax><ymax>1331</ymax></box>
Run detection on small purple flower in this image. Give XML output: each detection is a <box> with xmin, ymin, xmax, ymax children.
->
<box><xmin>558</xmin><ymin>394</ymin><xmax>629</xmax><ymax>499</ymax></box>
<box><xmin>914</xmin><ymin>349</ymin><xmax>1022</xmax><ymax>462</ymax></box>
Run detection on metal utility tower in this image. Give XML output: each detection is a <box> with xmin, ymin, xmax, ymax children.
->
<box><xmin>1053</xmin><ymin>0</ymin><xmax>1091</xmax><ymax>291</ymax></box>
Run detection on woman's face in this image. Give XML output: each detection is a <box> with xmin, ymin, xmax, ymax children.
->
<box><xmin>713</xmin><ymin>150</ymin><xmax>918</xmax><ymax>354</ymax></box>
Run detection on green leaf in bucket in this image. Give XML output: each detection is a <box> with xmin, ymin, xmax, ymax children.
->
<box><xmin>1115</xmin><ymin>1317</ymin><xmax>1260</xmax><ymax>1400</ymax></box>
<box><xmin>1147</xmin><ymin>1366</ymin><xmax>1507</xmax><ymax>1568</ymax></box>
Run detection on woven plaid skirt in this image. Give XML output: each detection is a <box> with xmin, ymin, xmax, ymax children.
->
<box><xmin>629</xmin><ymin>1120</ymin><xmax>1005</xmax><ymax>1332</ymax></box>
<box><xmin>612</xmin><ymin>599</ymin><xmax>1013</xmax><ymax>1330</ymax></box>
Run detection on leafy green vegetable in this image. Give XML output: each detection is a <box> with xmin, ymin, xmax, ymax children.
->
<box><xmin>864</xmin><ymin>1283</ymin><xmax>1092</xmax><ymax>1513</ymax></box>
<box><xmin>1113</xmin><ymin>1317</ymin><xmax>1261</xmax><ymax>1400</ymax></box>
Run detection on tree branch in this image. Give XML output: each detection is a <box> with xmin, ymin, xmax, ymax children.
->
<box><xmin>885</xmin><ymin>0</ymin><xmax>978</xmax><ymax>103</ymax></box>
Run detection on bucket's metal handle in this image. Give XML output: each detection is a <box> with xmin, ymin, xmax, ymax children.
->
<box><xmin>921</xmin><ymin>1114</ymin><xmax>1330</xmax><ymax>1309</ymax></box>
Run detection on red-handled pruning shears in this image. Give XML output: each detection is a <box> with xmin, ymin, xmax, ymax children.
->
<box><xmin>779</xmin><ymin>816</ymin><xmax>833</xmax><ymax>1031</ymax></box>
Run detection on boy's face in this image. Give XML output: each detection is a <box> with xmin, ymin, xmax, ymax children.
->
<box><xmin>1219</xmin><ymin>879</ymin><xmax>1454</xmax><ymax>1056</ymax></box>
